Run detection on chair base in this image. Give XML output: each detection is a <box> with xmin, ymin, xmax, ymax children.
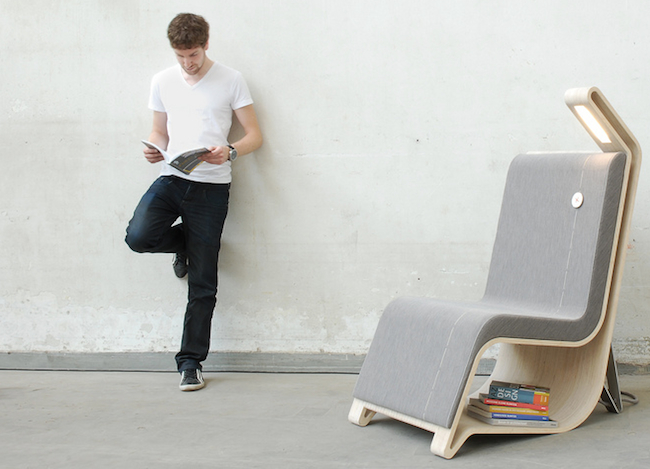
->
<box><xmin>349</xmin><ymin>325</ymin><xmax>618</xmax><ymax>459</ymax></box>
<box><xmin>349</xmin><ymin>396</ymin><xmax>566</xmax><ymax>459</ymax></box>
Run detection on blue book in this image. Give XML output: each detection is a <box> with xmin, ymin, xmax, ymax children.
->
<box><xmin>488</xmin><ymin>381</ymin><xmax>550</xmax><ymax>406</ymax></box>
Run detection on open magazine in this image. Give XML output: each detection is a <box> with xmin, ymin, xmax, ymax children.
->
<box><xmin>141</xmin><ymin>140</ymin><xmax>210</xmax><ymax>175</ymax></box>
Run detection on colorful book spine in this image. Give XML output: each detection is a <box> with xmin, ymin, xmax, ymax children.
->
<box><xmin>467</xmin><ymin>409</ymin><xmax>558</xmax><ymax>428</ymax></box>
<box><xmin>469</xmin><ymin>406</ymin><xmax>550</xmax><ymax>421</ymax></box>
<box><xmin>469</xmin><ymin>398</ymin><xmax>548</xmax><ymax>416</ymax></box>
<box><xmin>480</xmin><ymin>394</ymin><xmax>548</xmax><ymax>412</ymax></box>
<box><xmin>488</xmin><ymin>381</ymin><xmax>550</xmax><ymax>406</ymax></box>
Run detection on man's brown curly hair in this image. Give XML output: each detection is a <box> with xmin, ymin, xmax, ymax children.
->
<box><xmin>167</xmin><ymin>13</ymin><xmax>209</xmax><ymax>49</ymax></box>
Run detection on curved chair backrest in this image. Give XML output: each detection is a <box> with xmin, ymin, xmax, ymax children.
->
<box><xmin>483</xmin><ymin>151</ymin><xmax>627</xmax><ymax>342</ymax></box>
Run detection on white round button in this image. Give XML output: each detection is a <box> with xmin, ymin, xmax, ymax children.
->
<box><xmin>572</xmin><ymin>192</ymin><xmax>584</xmax><ymax>208</ymax></box>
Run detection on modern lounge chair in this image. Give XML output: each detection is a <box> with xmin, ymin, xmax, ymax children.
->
<box><xmin>348</xmin><ymin>87</ymin><xmax>641</xmax><ymax>459</ymax></box>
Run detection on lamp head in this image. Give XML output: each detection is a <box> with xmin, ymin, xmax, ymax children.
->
<box><xmin>565</xmin><ymin>87</ymin><xmax>639</xmax><ymax>156</ymax></box>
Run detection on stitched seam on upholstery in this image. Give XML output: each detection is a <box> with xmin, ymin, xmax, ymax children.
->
<box><xmin>422</xmin><ymin>311</ymin><xmax>469</xmax><ymax>421</ymax></box>
<box><xmin>557</xmin><ymin>156</ymin><xmax>590</xmax><ymax>312</ymax></box>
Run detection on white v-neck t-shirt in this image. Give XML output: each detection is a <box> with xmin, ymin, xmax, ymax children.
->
<box><xmin>148</xmin><ymin>62</ymin><xmax>254</xmax><ymax>183</ymax></box>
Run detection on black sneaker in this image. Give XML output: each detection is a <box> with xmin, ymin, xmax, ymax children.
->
<box><xmin>179</xmin><ymin>369</ymin><xmax>205</xmax><ymax>391</ymax></box>
<box><xmin>173</xmin><ymin>253</ymin><xmax>188</xmax><ymax>278</ymax></box>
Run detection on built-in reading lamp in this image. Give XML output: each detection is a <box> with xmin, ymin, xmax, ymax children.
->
<box><xmin>565</xmin><ymin>87</ymin><xmax>642</xmax><ymax>414</ymax></box>
<box><xmin>573</xmin><ymin>105</ymin><xmax>612</xmax><ymax>144</ymax></box>
<box><xmin>565</xmin><ymin>86</ymin><xmax>640</xmax><ymax>157</ymax></box>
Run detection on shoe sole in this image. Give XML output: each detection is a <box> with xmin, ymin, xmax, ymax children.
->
<box><xmin>179</xmin><ymin>382</ymin><xmax>205</xmax><ymax>391</ymax></box>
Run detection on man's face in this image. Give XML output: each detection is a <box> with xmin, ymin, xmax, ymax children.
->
<box><xmin>173</xmin><ymin>44</ymin><xmax>208</xmax><ymax>76</ymax></box>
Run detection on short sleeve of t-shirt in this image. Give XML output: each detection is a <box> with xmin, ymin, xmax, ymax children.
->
<box><xmin>230</xmin><ymin>73</ymin><xmax>254</xmax><ymax>110</ymax></box>
<box><xmin>148</xmin><ymin>77</ymin><xmax>165</xmax><ymax>113</ymax></box>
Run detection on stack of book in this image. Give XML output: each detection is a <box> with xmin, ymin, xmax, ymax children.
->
<box><xmin>467</xmin><ymin>381</ymin><xmax>557</xmax><ymax>428</ymax></box>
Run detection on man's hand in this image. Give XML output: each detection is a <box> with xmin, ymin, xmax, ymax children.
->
<box><xmin>144</xmin><ymin>111</ymin><xmax>169</xmax><ymax>164</ymax></box>
<box><xmin>144</xmin><ymin>146</ymin><xmax>165</xmax><ymax>164</ymax></box>
<box><xmin>200</xmin><ymin>146</ymin><xmax>230</xmax><ymax>165</ymax></box>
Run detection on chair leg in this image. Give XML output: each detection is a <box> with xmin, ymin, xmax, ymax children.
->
<box><xmin>430</xmin><ymin>426</ymin><xmax>457</xmax><ymax>459</ymax></box>
<box><xmin>348</xmin><ymin>398</ymin><xmax>377</xmax><ymax>426</ymax></box>
<box><xmin>601</xmin><ymin>346</ymin><xmax>623</xmax><ymax>414</ymax></box>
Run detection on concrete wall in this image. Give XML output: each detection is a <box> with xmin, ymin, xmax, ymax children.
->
<box><xmin>1</xmin><ymin>0</ymin><xmax>649</xmax><ymax>369</ymax></box>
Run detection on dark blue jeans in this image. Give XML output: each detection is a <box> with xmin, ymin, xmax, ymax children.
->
<box><xmin>125</xmin><ymin>175</ymin><xmax>230</xmax><ymax>372</ymax></box>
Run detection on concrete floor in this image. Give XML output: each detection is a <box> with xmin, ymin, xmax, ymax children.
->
<box><xmin>0</xmin><ymin>371</ymin><xmax>648</xmax><ymax>468</ymax></box>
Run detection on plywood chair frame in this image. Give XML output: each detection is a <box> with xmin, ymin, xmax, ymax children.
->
<box><xmin>348</xmin><ymin>87</ymin><xmax>641</xmax><ymax>459</ymax></box>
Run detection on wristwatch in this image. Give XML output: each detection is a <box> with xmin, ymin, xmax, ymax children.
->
<box><xmin>228</xmin><ymin>144</ymin><xmax>238</xmax><ymax>161</ymax></box>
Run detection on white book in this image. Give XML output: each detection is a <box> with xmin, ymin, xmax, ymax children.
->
<box><xmin>141</xmin><ymin>140</ymin><xmax>210</xmax><ymax>175</ymax></box>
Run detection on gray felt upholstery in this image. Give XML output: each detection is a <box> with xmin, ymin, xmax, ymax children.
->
<box><xmin>352</xmin><ymin>152</ymin><xmax>627</xmax><ymax>429</ymax></box>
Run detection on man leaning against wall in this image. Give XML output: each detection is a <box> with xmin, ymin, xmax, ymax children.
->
<box><xmin>125</xmin><ymin>13</ymin><xmax>263</xmax><ymax>391</ymax></box>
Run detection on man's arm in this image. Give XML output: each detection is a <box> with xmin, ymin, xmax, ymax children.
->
<box><xmin>143</xmin><ymin>111</ymin><xmax>169</xmax><ymax>164</ymax></box>
<box><xmin>230</xmin><ymin>104</ymin><xmax>263</xmax><ymax>156</ymax></box>
<box><xmin>201</xmin><ymin>104</ymin><xmax>263</xmax><ymax>165</ymax></box>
